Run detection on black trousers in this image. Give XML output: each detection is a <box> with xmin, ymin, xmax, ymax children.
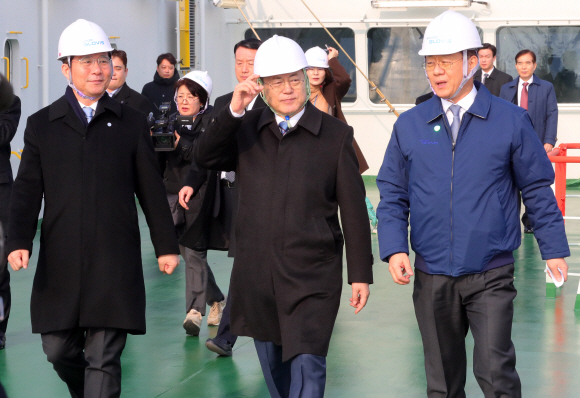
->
<box><xmin>41</xmin><ymin>327</ymin><xmax>128</xmax><ymax>398</ymax></box>
<box><xmin>413</xmin><ymin>265</ymin><xmax>521</xmax><ymax>398</ymax></box>
<box><xmin>0</xmin><ymin>179</ymin><xmax>12</xmax><ymax>338</ymax></box>
<box><xmin>216</xmin><ymin>287</ymin><xmax>237</xmax><ymax>345</ymax></box>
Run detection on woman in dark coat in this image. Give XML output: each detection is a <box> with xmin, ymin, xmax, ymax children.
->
<box><xmin>158</xmin><ymin>71</ymin><xmax>226</xmax><ymax>337</ymax></box>
<box><xmin>304</xmin><ymin>46</ymin><xmax>369</xmax><ymax>174</ymax></box>
<box><xmin>305</xmin><ymin>46</ymin><xmax>378</xmax><ymax>232</ymax></box>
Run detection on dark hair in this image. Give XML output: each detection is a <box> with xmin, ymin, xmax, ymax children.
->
<box><xmin>174</xmin><ymin>78</ymin><xmax>208</xmax><ymax>110</ymax></box>
<box><xmin>515</xmin><ymin>49</ymin><xmax>536</xmax><ymax>64</ymax></box>
<box><xmin>111</xmin><ymin>49</ymin><xmax>128</xmax><ymax>68</ymax></box>
<box><xmin>234</xmin><ymin>38</ymin><xmax>262</xmax><ymax>55</ymax></box>
<box><xmin>479</xmin><ymin>43</ymin><xmax>497</xmax><ymax>57</ymax></box>
<box><xmin>157</xmin><ymin>53</ymin><xmax>177</xmax><ymax>66</ymax></box>
<box><xmin>467</xmin><ymin>49</ymin><xmax>478</xmax><ymax>58</ymax></box>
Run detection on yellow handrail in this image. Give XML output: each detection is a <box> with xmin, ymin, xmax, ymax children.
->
<box><xmin>11</xmin><ymin>151</ymin><xmax>21</xmax><ymax>160</ymax></box>
<box><xmin>2</xmin><ymin>57</ymin><xmax>9</xmax><ymax>82</ymax></box>
<box><xmin>22</xmin><ymin>57</ymin><xmax>29</xmax><ymax>89</ymax></box>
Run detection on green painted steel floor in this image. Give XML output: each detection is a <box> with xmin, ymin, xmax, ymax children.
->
<box><xmin>2</xmin><ymin>183</ymin><xmax>580</xmax><ymax>397</ymax></box>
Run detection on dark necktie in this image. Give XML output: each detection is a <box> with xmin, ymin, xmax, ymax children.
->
<box><xmin>83</xmin><ymin>107</ymin><xmax>94</xmax><ymax>123</ymax></box>
<box><xmin>484</xmin><ymin>73</ymin><xmax>489</xmax><ymax>86</ymax></box>
<box><xmin>521</xmin><ymin>82</ymin><xmax>529</xmax><ymax>111</ymax></box>
<box><xmin>449</xmin><ymin>104</ymin><xmax>461</xmax><ymax>143</ymax></box>
<box><xmin>279</xmin><ymin>120</ymin><xmax>289</xmax><ymax>135</ymax></box>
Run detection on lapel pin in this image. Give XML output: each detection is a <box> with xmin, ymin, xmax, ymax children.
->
<box><xmin>434</xmin><ymin>125</ymin><xmax>441</xmax><ymax>132</ymax></box>
<box><xmin>107</xmin><ymin>123</ymin><xmax>112</xmax><ymax>127</ymax></box>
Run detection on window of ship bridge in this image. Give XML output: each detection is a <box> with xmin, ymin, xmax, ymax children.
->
<box><xmin>367</xmin><ymin>27</ymin><xmax>483</xmax><ymax>104</ymax></box>
<box><xmin>497</xmin><ymin>26</ymin><xmax>580</xmax><ymax>103</ymax></box>
<box><xmin>245</xmin><ymin>28</ymin><xmax>357</xmax><ymax>103</ymax></box>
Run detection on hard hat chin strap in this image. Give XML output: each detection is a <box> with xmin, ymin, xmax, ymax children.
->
<box><xmin>259</xmin><ymin>69</ymin><xmax>311</xmax><ymax>127</ymax></box>
<box><xmin>67</xmin><ymin>56</ymin><xmax>104</xmax><ymax>102</ymax></box>
<box><xmin>425</xmin><ymin>50</ymin><xmax>480</xmax><ymax>102</ymax></box>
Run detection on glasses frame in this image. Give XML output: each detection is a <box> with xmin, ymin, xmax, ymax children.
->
<box><xmin>423</xmin><ymin>58</ymin><xmax>463</xmax><ymax>71</ymax></box>
<box><xmin>76</xmin><ymin>56</ymin><xmax>112</xmax><ymax>69</ymax></box>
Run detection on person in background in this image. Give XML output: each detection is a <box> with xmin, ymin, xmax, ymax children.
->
<box><xmin>179</xmin><ymin>37</ymin><xmax>264</xmax><ymax>357</ymax></box>
<box><xmin>6</xmin><ymin>20</ymin><xmax>180</xmax><ymax>397</ymax></box>
<box><xmin>304</xmin><ymin>45</ymin><xmax>369</xmax><ymax>174</ymax></box>
<box><xmin>141</xmin><ymin>52</ymin><xmax>180</xmax><ymax>117</ymax></box>
<box><xmin>160</xmin><ymin>71</ymin><xmax>226</xmax><ymax>336</ymax></box>
<box><xmin>377</xmin><ymin>11</ymin><xmax>568</xmax><ymax>398</ymax></box>
<box><xmin>193</xmin><ymin>35</ymin><xmax>373</xmax><ymax>398</ymax></box>
<box><xmin>500</xmin><ymin>49</ymin><xmax>558</xmax><ymax>233</ymax></box>
<box><xmin>0</xmin><ymin>90</ymin><xmax>20</xmax><ymax>351</ymax></box>
<box><xmin>474</xmin><ymin>43</ymin><xmax>513</xmax><ymax>97</ymax></box>
<box><xmin>107</xmin><ymin>49</ymin><xmax>153</xmax><ymax>115</ymax></box>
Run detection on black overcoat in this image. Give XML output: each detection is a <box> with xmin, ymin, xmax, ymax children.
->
<box><xmin>112</xmin><ymin>83</ymin><xmax>154</xmax><ymax>116</ymax></box>
<box><xmin>7</xmin><ymin>92</ymin><xmax>179</xmax><ymax>335</ymax></box>
<box><xmin>194</xmin><ymin>103</ymin><xmax>374</xmax><ymax>361</ymax></box>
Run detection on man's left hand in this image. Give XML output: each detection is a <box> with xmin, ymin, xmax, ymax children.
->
<box><xmin>350</xmin><ymin>283</ymin><xmax>370</xmax><ymax>314</ymax></box>
<box><xmin>546</xmin><ymin>258</ymin><xmax>568</xmax><ymax>283</ymax></box>
<box><xmin>544</xmin><ymin>143</ymin><xmax>554</xmax><ymax>153</ymax></box>
<box><xmin>158</xmin><ymin>254</ymin><xmax>180</xmax><ymax>275</ymax></box>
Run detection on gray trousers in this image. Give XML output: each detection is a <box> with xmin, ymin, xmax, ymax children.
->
<box><xmin>180</xmin><ymin>245</ymin><xmax>224</xmax><ymax>315</ymax></box>
<box><xmin>41</xmin><ymin>327</ymin><xmax>127</xmax><ymax>398</ymax></box>
<box><xmin>413</xmin><ymin>264</ymin><xmax>521</xmax><ymax>398</ymax></box>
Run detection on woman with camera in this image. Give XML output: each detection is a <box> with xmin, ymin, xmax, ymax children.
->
<box><xmin>159</xmin><ymin>71</ymin><xmax>226</xmax><ymax>336</ymax></box>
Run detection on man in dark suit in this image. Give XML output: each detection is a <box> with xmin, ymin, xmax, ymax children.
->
<box><xmin>500</xmin><ymin>49</ymin><xmax>558</xmax><ymax>233</ymax></box>
<box><xmin>193</xmin><ymin>35</ymin><xmax>373</xmax><ymax>397</ymax></box>
<box><xmin>474</xmin><ymin>43</ymin><xmax>513</xmax><ymax>97</ymax></box>
<box><xmin>107</xmin><ymin>49</ymin><xmax>153</xmax><ymax>115</ymax></box>
<box><xmin>6</xmin><ymin>19</ymin><xmax>179</xmax><ymax>398</ymax></box>
<box><xmin>179</xmin><ymin>38</ymin><xmax>264</xmax><ymax>357</ymax></box>
<box><xmin>0</xmin><ymin>93</ymin><xmax>20</xmax><ymax>350</ymax></box>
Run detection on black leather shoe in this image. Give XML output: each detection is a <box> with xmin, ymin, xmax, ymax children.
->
<box><xmin>524</xmin><ymin>226</ymin><xmax>534</xmax><ymax>234</ymax></box>
<box><xmin>205</xmin><ymin>337</ymin><xmax>233</xmax><ymax>356</ymax></box>
<box><xmin>0</xmin><ymin>333</ymin><xmax>5</xmax><ymax>350</ymax></box>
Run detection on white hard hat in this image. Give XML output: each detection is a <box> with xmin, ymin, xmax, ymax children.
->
<box><xmin>254</xmin><ymin>35</ymin><xmax>308</xmax><ymax>77</ymax></box>
<box><xmin>57</xmin><ymin>19</ymin><xmax>113</xmax><ymax>60</ymax></box>
<box><xmin>305</xmin><ymin>47</ymin><xmax>329</xmax><ymax>68</ymax></box>
<box><xmin>177</xmin><ymin>71</ymin><xmax>213</xmax><ymax>112</ymax></box>
<box><xmin>181</xmin><ymin>71</ymin><xmax>213</xmax><ymax>98</ymax></box>
<box><xmin>418</xmin><ymin>11</ymin><xmax>481</xmax><ymax>56</ymax></box>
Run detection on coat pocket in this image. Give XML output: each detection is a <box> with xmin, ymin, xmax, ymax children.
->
<box><xmin>314</xmin><ymin>216</ymin><xmax>337</xmax><ymax>260</ymax></box>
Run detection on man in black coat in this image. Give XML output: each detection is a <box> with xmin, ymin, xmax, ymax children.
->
<box><xmin>180</xmin><ymin>38</ymin><xmax>264</xmax><ymax>357</ymax></box>
<box><xmin>107</xmin><ymin>49</ymin><xmax>153</xmax><ymax>116</ymax></box>
<box><xmin>193</xmin><ymin>35</ymin><xmax>373</xmax><ymax>397</ymax></box>
<box><xmin>141</xmin><ymin>52</ymin><xmax>180</xmax><ymax>118</ymax></box>
<box><xmin>6</xmin><ymin>20</ymin><xmax>179</xmax><ymax>398</ymax></box>
<box><xmin>0</xmin><ymin>93</ymin><xmax>20</xmax><ymax>350</ymax></box>
<box><xmin>473</xmin><ymin>43</ymin><xmax>513</xmax><ymax>97</ymax></box>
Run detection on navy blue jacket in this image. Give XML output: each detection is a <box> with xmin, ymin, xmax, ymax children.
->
<box><xmin>377</xmin><ymin>82</ymin><xmax>569</xmax><ymax>276</ymax></box>
<box><xmin>499</xmin><ymin>74</ymin><xmax>558</xmax><ymax>146</ymax></box>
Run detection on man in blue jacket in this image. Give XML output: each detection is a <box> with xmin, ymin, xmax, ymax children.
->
<box><xmin>377</xmin><ymin>11</ymin><xmax>569</xmax><ymax>398</ymax></box>
<box><xmin>500</xmin><ymin>49</ymin><xmax>558</xmax><ymax>232</ymax></box>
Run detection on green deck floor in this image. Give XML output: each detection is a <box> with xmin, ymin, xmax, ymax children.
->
<box><xmin>2</xmin><ymin>183</ymin><xmax>580</xmax><ymax>397</ymax></box>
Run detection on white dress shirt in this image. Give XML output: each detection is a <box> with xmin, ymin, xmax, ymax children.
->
<box><xmin>517</xmin><ymin>75</ymin><xmax>533</xmax><ymax>107</ymax></box>
<box><xmin>441</xmin><ymin>85</ymin><xmax>478</xmax><ymax>127</ymax></box>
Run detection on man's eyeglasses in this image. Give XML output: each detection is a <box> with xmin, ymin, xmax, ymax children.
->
<box><xmin>263</xmin><ymin>78</ymin><xmax>304</xmax><ymax>93</ymax></box>
<box><xmin>423</xmin><ymin>59</ymin><xmax>462</xmax><ymax>71</ymax></box>
<box><xmin>76</xmin><ymin>56</ymin><xmax>111</xmax><ymax>69</ymax></box>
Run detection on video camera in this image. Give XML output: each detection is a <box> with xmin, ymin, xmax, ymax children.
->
<box><xmin>148</xmin><ymin>102</ymin><xmax>194</xmax><ymax>152</ymax></box>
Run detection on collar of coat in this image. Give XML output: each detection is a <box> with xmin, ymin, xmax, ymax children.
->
<box><xmin>425</xmin><ymin>80</ymin><xmax>491</xmax><ymax>123</ymax></box>
<box><xmin>506</xmin><ymin>73</ymin><xmax>543</xmax><ymax>89</ymax></box>
<box><xmin>257</xmin><ymin>102</ymin><xmax>322</xmax><ymax>136</ymax></box>
<box><xmin>49</xmin><ymin>87</ymin><xmax>123</xmax><ymax>134</ymax></box>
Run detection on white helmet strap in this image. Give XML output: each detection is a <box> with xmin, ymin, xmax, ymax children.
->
<box><xmin>66</xmin><ymin>56</ymin><xmax>106</xmax><ymax>102</ymax></box>
<box><xmin>425</xmin><ymin>50</ymin><xmax>480</xmax><ymax>102</ymax></box>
